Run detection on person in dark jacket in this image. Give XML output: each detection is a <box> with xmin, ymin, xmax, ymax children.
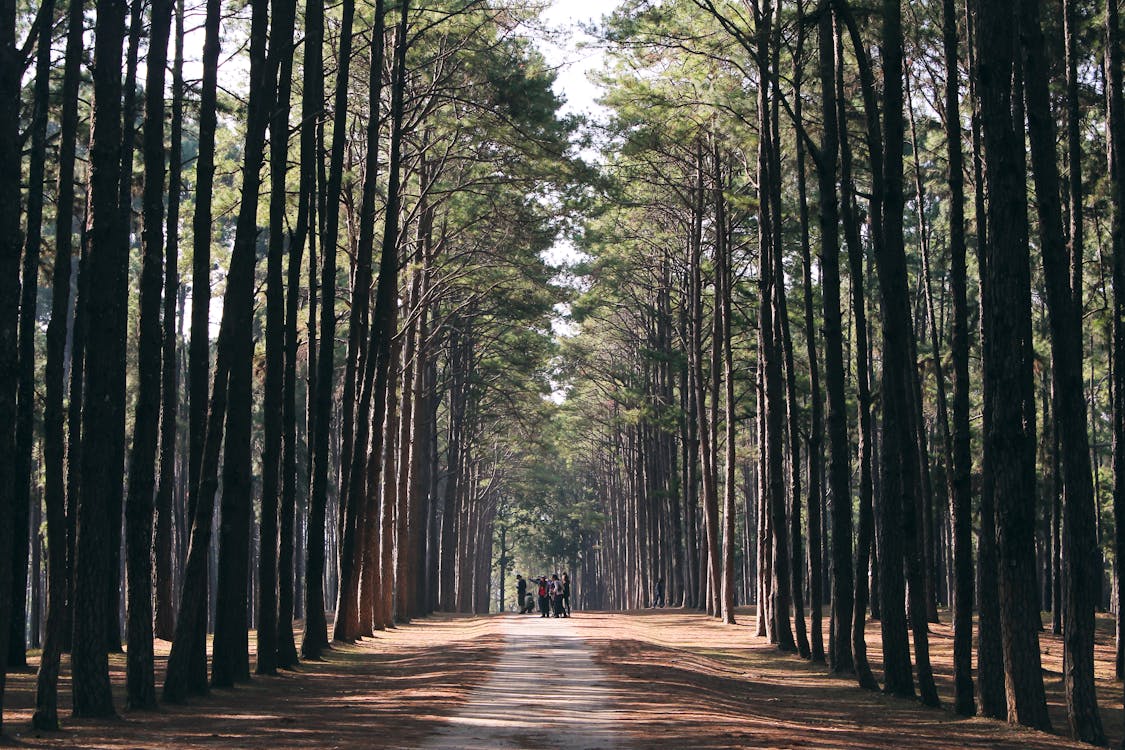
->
<box><xmin>550</xmin><ymin>573</ymin><xmax>565</xmax><ymax>617</ymax></box>
<box><xmin>516</xmin><ymin>574</ymin><xmax>529</xmax><ymax>613</ymax></box>
<box><xmin>654</xmin><ymin>577</ymin><xmax>665</xmax><ymax>608</ymax></box>
<box><xmin>562</xmin><ymin>572</ymin><xmax>572</xmax><ymax>617</ymax></box>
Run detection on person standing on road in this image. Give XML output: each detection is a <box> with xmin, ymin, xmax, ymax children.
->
<box><xmin>537</xmin><ymin>576</ymin><xmax>550</xmax><ymax>617</ymax></box>
<box><xmin>654</xmin><ymin>577</ymin><xmax>665</xmax><ymax>608</ymax></box>
<box><xmin>516</xmin><ymin>574</ymin><xmax>528</xmax><ymax>613</ymax></box>
<box><xmin>562</xmin><ymin>573</ymin><xmax>572</xmax><ymax>617</ymax></box>
<box><xmin>550</xmin><ymin>573</ymin><xmax>565</xmax><ymax>617</ymax></box>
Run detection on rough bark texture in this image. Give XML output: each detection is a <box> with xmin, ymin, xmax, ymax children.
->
<box><xmin>976</xmin><ymin>0</ymin><xmax>1052</xmax><ymax>729</ymax></box>
<box><xmin>73</xmin><ymin>0</ymin><xmax>128</xmax><ymax>717</ymax></box>
<box><xmin>123</xmin><ymin>0</ymin><xmax>174</xmax><ymax>710</ymax></box>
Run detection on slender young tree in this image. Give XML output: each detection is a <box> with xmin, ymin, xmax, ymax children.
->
<box><xmin>717</xmin><ymin>153</ymin><xmax>737</xmax><ymax>627</ymax></box>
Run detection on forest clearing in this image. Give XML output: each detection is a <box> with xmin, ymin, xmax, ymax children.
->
<box><xmin>9</xmin><ymin>0</ymin><xmax>1125</xmax><ymax>745</ymax></box>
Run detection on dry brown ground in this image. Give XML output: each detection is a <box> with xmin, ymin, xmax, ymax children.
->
<box><xmin>2</xmin><ymin>614</ymin><xmax>501</xmax><ymax>749</ymax></box>
<box><xmin>3</xmin><ymin>608</ymin><xmax>1122</xmax><ymax>749</ymax></box>
<box><xmin>578</xmin><ymin>606</ymin><xmax>1121</xmax><ymax>749</ymax></box>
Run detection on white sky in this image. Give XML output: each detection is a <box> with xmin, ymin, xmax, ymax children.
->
<box><xmin>534</xmin><ymin>0</ymin><xmax>621</xmax><ymax>276</ymax></box>
<box><xmin>533</xmin><ymin>1</ymin><xmax>623</xmax><ymax>391</ymax></box>
<box><xmin>535</xmin><ymin>0</ymin><xmax>620</xmax><ymax>120</ymax></box>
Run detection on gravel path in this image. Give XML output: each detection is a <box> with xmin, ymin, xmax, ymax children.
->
<box><xmin>420</xmin><ymin>614</ymin><xmax>620</xmax><ymax>750</ymax></box>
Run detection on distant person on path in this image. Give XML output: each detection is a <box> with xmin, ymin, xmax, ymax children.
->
<box><xmin>516</xmin><ymin>574</ymin><xmax>529</xmax><ymax>613</ymax></box>
<box><xmin>550</xmin><ymin>573</ymin><xmax>565</xmax><ymax>617</ymax></box>
<box><xmin>562</xmin><ymin>572</ymin><xmax>572</xmax><ymax>617</ymax></box>
<box><xmin>537</xmin><ymin>576</ymin><xmax>550</xmax><ymax>617</ymax></box>
<box><xmin>654</xmin><ymin>577</ymin><xmax>665</xmax><ymax>608</ymax></box>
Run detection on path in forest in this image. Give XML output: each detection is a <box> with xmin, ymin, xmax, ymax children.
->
<box><xmin>420</xmin><ymin>614</ymin><xmax>621</xmax><ymax>750</ymax></box>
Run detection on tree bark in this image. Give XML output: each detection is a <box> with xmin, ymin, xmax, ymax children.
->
<box><xmin>0</xmin><ymin>0</ymin><xmax>22</xmax><ymax>728</ymax></box>
<box><xmin>211</xmin><ymin>0</ymin><xmax>279</xmax><ymax>687</ymax></box>
<box><xmin>154</xmin><ymin>0</ymin><xmax>185</xmax><ymax>643</ymax></box>
<box><xmin>73</xmin><ymin>0</ymin><xmax>128</xmax><ymax>716</ymax></box>
<box><xmin>943</xmin><ymin>0</ymin><xmax>976</xmax><ymax>717</ymax></box>
<box><xmin>305</xmin><ymin>0</ymin><xmax>357</xmax><ymax>658</ymax></box>
<box><xmin>816</xmin><ymin>1</ymin><xmax>852</xmax><ymax>673</ymax></box>
<box><xmin>258</xmin><ymin>0</ymin><xmax>297</xmax><ymax>675</ymax></box>
<box><xmin>123</xmin><ymin>0</ymin><xmax>174</xmax><ymax>709</ymax></box>
<box><xmin>976</xmin><ymin>0</ymin><xmax>1051</xmax><ymax>728</ymax></box>
<box><xmin>33</xmin><ymin>0</ymin><xmax>86</xmax><ymax>727</ymax></box>
<box><xmin>1019</xmin><ymin>0</ymin><xmax>1103</xmax><ymax>740</ymax></box>
<box><xmin>9</xmin><ymin>0</ymin><xmax>55</xmax><ymax>672</ymax></box>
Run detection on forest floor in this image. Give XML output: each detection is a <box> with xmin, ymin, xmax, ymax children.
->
<box><xmin>2</xmin><ymin>614</ymin><xmax>504</xmax><ymax>748</ymax></box>
<box><xmin>1</xmin><ymin>607</ymin><xmax>1120</xmax><ymax>748</ymax></box>
<box><xmin>583</xmin><ymin>606</ymin><xmax>1114</xmax><ymax>748</ymax></box>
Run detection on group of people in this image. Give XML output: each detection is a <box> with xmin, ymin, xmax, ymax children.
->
<box><xmin>515</xmin><ymin>573</ymin><xmax>571</xmax><ymax>618</ymax></box>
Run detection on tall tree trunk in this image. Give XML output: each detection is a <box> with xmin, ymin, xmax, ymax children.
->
<box><xmin>183</xmin><ymin>0</ymin><xmax>220</xmax><ymax>686</ymax></box>
<box><xmin>872</xmin><ymin>0</ymin><xmax>938</xmax><ymax>705</ymax></box>
<box><xmin>210</xmin><ymin>0</ymin><xmax>279</xmax><ymax>687</ymax></box>
<box><xmin>976</xmin><ymin>0</ymin><xmax>1051</xmax><ymax>728</ymax></box>
<box><xmin>1107</xmin><ymin>1</ymin><xmax>1125</xmax><ymax>742</ymax></box>
<box><xmin>9</xmin><ymin>0</ymin><xmax>55</xmax><ymax>671</ymax></box>
<box><xmin>305</xmin><ymin>0</ymin><xmax>356</xmax><ymax>658</ymax></box>
<box><xmin>33</xmin><ymin>0</ymin><xmax>86</xmax><ymax>728</ymax></box>
<box><xmin>337</xmin><ymin>0</ymin><xmax>387</xmax><ymax>642</ymax></box>
<box><xmin>716</xmin><ymin>153</ymin><xmax>737</xmax><ymax>627</ymax></box>
<box><xmin>943</xmin><ymin>0</ymin><xmax>976</xmax><ymax>717</ymax></box>
<box><xmin>281</xmin><ymin>0</ymin><xmax>324</xmax><ymax>669</ymax></box>
<box><xmin>795</xmin><ymin>0</ymin><xmax>825</xmax><ymax>663</ymax></box>
<box><xmin>964</xmin><ymin>0</ymin><xmax>1006</xmax><ymax>718</ymax></box>
<box><xmin>689</xmin><ymin>145</ymin><xmax>722</xmax><ymax>622</ymax></box>
<box><xmin>816</xmin><ymin>1</ymin><xmax>852</xmax><ymax>673</ymax></box>
<box><xmin>835</xmin><ymin>24</ymin><xmax>877</xmax><ymax>691</ymax></box>
<box><xmin>905</xmin><ymin>64</ymin><xmax>950</xmax><ymax>627</ymax></box>
<box><xmin>258</xmin><ymin>0</ymin><xmax>297</xmax><ymax>675</ymax></box>
<box><xmin>123</xmin><ymin>0</ymin><xmax>174</xmax><ymax>709</ymax></box>
<box><xmin>73</xmin><ymin>0</ymin><xmax>128</xmax><ymax>716</ymax></box>
<box><xmin>1019</xmin><ymin>0</ymin><xmax>1104</xmax><ymax>740</ymax></box>
<box><xmin>107</xmin><ymin>1</ymin><xmax>143</xmax><ymax>654</ymax></box>
<box><xmin>0</xmin><ymin>0</ymin><xmax>22</xmax><ymax>726</ymax></box>
<box><xmin>154</xmin><ymin>0</ymin><xmax>185</xmax><ymax>643</ymax></box>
